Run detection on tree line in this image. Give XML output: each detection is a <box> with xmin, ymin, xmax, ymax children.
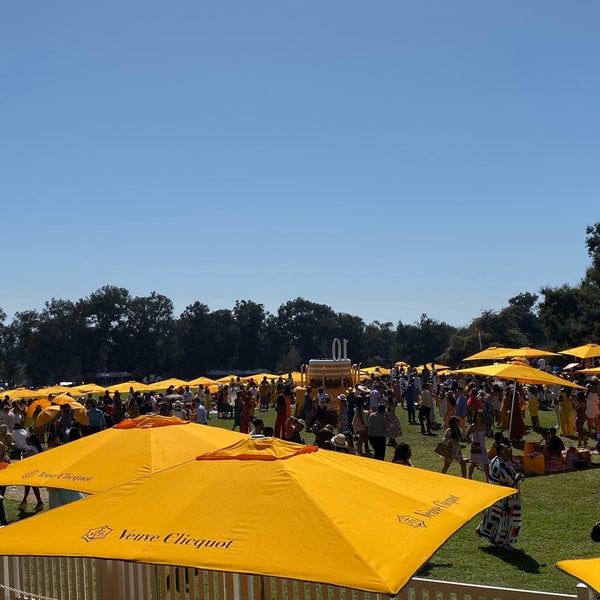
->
<box><xmin>2</xmin><ymin>223</ymin><xmax>599</xmax><ymax>388</ymax></box>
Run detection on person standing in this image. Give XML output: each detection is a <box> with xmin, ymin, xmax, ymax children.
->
<box><xmin>476</xmin><ymin>442</ymin><xmax>524</xmax><ymax>550</ymax></box>
<box><xmin>404</xmin><ymin>378</ymin><xmax>418</xmax><ymax>425</ymax></box>
<box><xmin>352</xmin><ymin>395</ymin><xmax>369</xmax><ymax>456</ymax></box>
<box><xmin>418</xmin><ymin>383</ymin><xmax>435</xmax><ymax>435</ymax></box>
<box><xmin>368</xmin><ymin>404</ymin><xmax>387</xmax><ymax>460</ymax></box>
<box><xmin>466</xmin><ymin>411</ymin><xmax>490</xmax><ymax>482</ymax></box>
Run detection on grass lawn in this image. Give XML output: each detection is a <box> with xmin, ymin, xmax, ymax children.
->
<box><xmin>3</xmin><ymin>403</ymin><xmax>598</xmax><ymax>595</ymax></box>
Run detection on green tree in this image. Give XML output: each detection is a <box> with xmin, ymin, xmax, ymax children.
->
<box><xmin>233</xmin><ymin>300</ymin><xmax>266</xmax><ymax>369</ymax></box>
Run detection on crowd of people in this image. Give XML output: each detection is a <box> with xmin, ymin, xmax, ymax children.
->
<box><xmin>1</xmin><ymin>363</ymin><xmax>599</xmax><ymax>550</ymax></box>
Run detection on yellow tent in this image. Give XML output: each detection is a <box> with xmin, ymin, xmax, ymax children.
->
<box><xmin>147</xmin><ymin>378</ymin><xmax>189</xmax><ymax>391</ymax></box>
<box><xmin>0</xmin><ymin>415</ymin><xmax>246</xmax><ymax>494</ymax></box>
<box><xmin>0</xmin><ymin>437</ymin><xmax>514</xmax><ymax>594</ymax></box>
<box><xmin>556</xmin><ymin>557</ymin><xmax>600</xmax><ymax>595</ymax></box>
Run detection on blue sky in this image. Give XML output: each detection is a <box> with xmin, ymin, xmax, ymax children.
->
<box><xmin>2</xmin><ymin>2</ymin><xmax>598</xmax><ymax>327</ymax></box>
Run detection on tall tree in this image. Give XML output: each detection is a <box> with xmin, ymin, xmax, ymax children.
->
<box><xmin>233</xmin><ymin>300</ymin><xmax>265</xmax><ymax>369</ymax></box>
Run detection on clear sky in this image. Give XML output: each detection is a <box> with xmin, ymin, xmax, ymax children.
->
<box><xmin>2</xmin><ymin>2</ymin><xmax>598</xmax><ymax>327</ymax></box>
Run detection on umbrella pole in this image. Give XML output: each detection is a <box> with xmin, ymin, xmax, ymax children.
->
<box><xmin>260</xmin><ymin>575</ymin><xmax>266</xmax><ymax>600</ymax></box>
<box><xmin>508</xmin><ymin>382</ymin><xmax>517</xmax><ymax>443</ymax></box>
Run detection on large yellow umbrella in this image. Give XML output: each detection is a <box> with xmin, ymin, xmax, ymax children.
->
<box><xmin>149</xmin><ymin>378</ymin><xmax>189</xmax><ymax>391</ymax></box>
<box><xmin>0</xmin><ymin>415</ymin><xmax>246</xmax><ymax>494</ymax></box>
<box><xmin>494</xmin><ymin>347</ymin><xmax>560</xmax><ymax>359</ymax></box>
<box><xmin>51</xmin><ymin>393</ymin><xmax>78</xmax><ymax>405</ymax></box>
<box><xmin>6</xmin><ymin>387</ymin><xmax>42</xmax><ymax>400</ymax></box>
<box><xmin>361</xmin><ymin>365</ymin><xmax>391</xmax><ymax>376</ymax></box>
<box><xmin>187</xmin><ymin>376</ymin><xmax>220</xmax><ymax>387</ymax></box>
<box><xmin>558</xmin><ymin>343</ymin><xmax>600</xmax><ymax>360</ymax></box>
<box><xmin>70</xmin><ymin>383</ymin><xmax>106</xmax><ymax>396</ymax></box>
<box><xmin>36</xmin><ymin>402</ymin><xmax>89</xmax><ymax>427</ymax></box>
<box><xmin>462</xmin><ymin>347</ymin><xmax>516</xmax><ymax>361</ymax></box>
<box><xmin>414</xmin><ymin>363</ymin><xmax>450</xmax><ymax>373</ymax></box>
<box><xmin>0</xmin><ymin>437</ymin><xmax>513</xmax><ymax>595</ymax></box>
<box><xmin>556</xmin><ymin>558</ymin><xmax>600</xmax><ymax>594</ymax></box>
<box><xmin>579</xmin><ymin>366</ymin><xmax>600</xmax><ymax>374</ymax></box>
<box><xmin>106</xmin><ymin>380</ymin><xmax>147</xmax><ymax>394</ymax></box>
<box><xmin>26</xmin><ymin>398</ymin><xmax>51</xmax><ymax>417</ymax></box>
<box><xmin>453</xmin><ymin>363</ymin><xmax>585</xmax><ymax>389</ymax></box>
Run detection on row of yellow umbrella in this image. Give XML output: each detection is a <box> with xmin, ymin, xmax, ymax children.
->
<box><xmin>464</xmin><ymin>343</ymin><xmax>600</xmax><ymax>362</ymax></box>
<box><xmin>4</xmin><ymin>372</ymin><xmax>307</xmax><ymax>401</ymax></box>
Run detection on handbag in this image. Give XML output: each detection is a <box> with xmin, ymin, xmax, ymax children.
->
<box><xmin>434</xmin><ymin>440</ymin><xmax>453</xmax><ymax>459</ymax></box>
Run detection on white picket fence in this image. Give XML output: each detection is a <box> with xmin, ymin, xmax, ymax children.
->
<box><xmin>0</xmin><ymin>557</ymin><xmax>594</xmax><ymax>600</ymax></box>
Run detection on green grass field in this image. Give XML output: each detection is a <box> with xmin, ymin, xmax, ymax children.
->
<box><xmin>3</xmin><ymin>404</ymin><xmax>599</xmax><ymax>595</ymax></box>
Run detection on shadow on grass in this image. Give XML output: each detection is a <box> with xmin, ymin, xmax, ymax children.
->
<box><xmin>479</xmin><ymin>544</ymin><xmax>541</xmax><ymax>573</ymax></box>
<box><xmin>416</xmin><ymin>562</ymin><xmax>454</xmax><ymax>576</ymax></box>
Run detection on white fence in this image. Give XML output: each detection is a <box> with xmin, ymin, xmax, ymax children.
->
<box><xmin>0</xmin><ymin>557</ymin><xmax>594</xmax><ymax>600</ymax></box>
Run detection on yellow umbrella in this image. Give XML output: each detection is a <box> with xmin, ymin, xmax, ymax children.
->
<box><xmin>452</xmin><ymin>363</ymin><xmax>585</xmax><ymax>389</ymax></box>
<box><xmin>51</xmin><ymin>393</ymin><xmax>78</xmax><ymax>405</ymax></box>
<box><xmin>558</xmin><ymin>343</ymin><xmax>600</xmax><ymax>360</ymax></box>
<box><xmin>106</xmin><ymin>380</ymin><xmax>148</xmax><ymax>394</ymax></box>
<box><xmin>71</xmin><ymin>383</ymin><xmax>107</xmax><ymax>395</ymax></box>
<box><xmin>187</xmin><ymin>376</ymin><xmax>220</xmax><ymax>387</ymax></box>
<box><xmin>26</xmin><ymin>398</ymin><xmax>52</xmax><ymax>417</ymax></box>
<box><xmin>556</xmin><ymin>558</ymin><xmax>600</xmax><ymax>594</ymax></box>
<box><xmin>414</xmin><ymin>363</ymin><xmax>450</xmax><ymax>373</ymax></box>
<box><xmin>215</xmin><ymin>375</ymin><xmax>239</xmax><ymax>384</ymax></box>
<box><xmin>395</xmin><ymin>361</ymin><xmax>410</xmax><ymax>368</ymax></box>
<box><xmin>462</xmin><ymin>347</ymin><xmax>516</xmax><ymax>361</ymax></box>
<box><xmin>361</xmin><ymin>365</ymin><xmax>391</xmax><ymax>376</ymax></box>
<box><xmin>36</xmin><ymin>402</ymin><xmax>89</xmax><ymax>427</ymax></box>
<box><xmin>3</xmin><ymin>387</ymin><xmax>38</xmax><ymax>400</ymax></box>
<box><xmin>0</xmin><ymin>415</ymin><xmax>246</xmax><ymax>494</ymax></box>
<box><xmin>579</xmin><ymin>366</ymin><xmax>600</xmax><ymax>374</ymax></box>
<box><xmin>39</xmin><ymin>385</ymin><xmax>74</xmax><ymax>396</ymax></box>
<box><xmin>0</xmin><ymin>437</ymin><xmax>513</xmax><ymax>595</ymax></box>
<box><xmin>494</xmin><ymin>347</ymin><xmax>560</xmax><ymax>359</ymax></box>
<box><xmin>146</xmin><ymin>378</ymin><xmax>189</xmax><ymax>391</ymax></box>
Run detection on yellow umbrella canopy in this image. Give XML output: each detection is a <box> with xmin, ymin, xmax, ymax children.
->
<box><xmin>149</xmin><ymin>378</ymin><xmax>189</xmax><ymax>391</ymax></box>
<box><xmin>559</xmin><ymin>343</ymin><xmax>600</xmax><ymax>360</ymax></box>
<box><xmin>0</xmin><ymin>415</ymin><xmax>246</xmax><ymax>494</ymax></box>
<box><xmin>395</xmin><ymin>361</ymin><xmax>410</xmax><ymax>368</ymax></box>
<box><xmin>453</xmin><ymin>363</ymin><xmax>585</xmax><ymax>389</ymax></box>
<box><xmin>72</xmin><ymin>383</ymin><xmax>109</xmax><ymax>395</ymax></box>
<box><xmin>494</xmin><ymin>347</ymin><xmax>560</xmax><ymax>359</ymax></box>
<box><xmin>414</xmin><ymin>363</ymin><xmax>450</xmax><ymax>373</ymax></box>
<box><xmin>3</xmin><ymin>387</ymin><xmax>41</xmax><ymax>400</ymax></box>
<box><xmin>556</xmin><ymin>557</ymin><xmax>600</xmax><ymax>594</ymax></box>
<box><xmin>579</xmin><ymin>366</ymin><xmax>600</xmax><ymax>374</ymax></box>
<box><xmin>187</xmin><ymin>376</ymin><xmax>220</xmax><ymax>387</ymax></box>
<box><xmin>36</xmin><ymin>402</ymin><xmax>89</xmax><ymax>427</ymax></box>
<box><xmin>361</xmin><ymin>366</ymin><xmax>391</xmax><ymax>376</ymax></box>
<box><xmin>0</xmin><ymin>437</ymin><xmax>513</xmax><ymax>595</ymax></box>
<box><xmin>26</xmin><ymin>398</ymin><xmax>52</xmax><ymax>417</ymax></box>
<box><xmin>462</xmin><ymin>347</ymin><xmax>516</xmax><ymax>361</ymax></box>
<box><xmin>51</xmin><ymin>393</ymin><xmax>78</xmax><ymax>405</ymax></box>
<box><xmin>106</xmin><ymin>380</ymin><xmax>148</xmax><ymax>394</ymax></box>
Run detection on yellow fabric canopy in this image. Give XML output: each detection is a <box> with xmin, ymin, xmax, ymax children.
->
<box><xmin>36</xmin><ymin>402</ymin><xmax>89</xmax><ymax>427</ymax></box>
<box><xmin>0</xmin><ymin>437</ymin><xmax>514</xmax><ymax>594</ymax></box>
<box><xmin>0</xmin><ymin>415</ymin><xmax>246</xmax><ymax>494</ymax></box>
<box><xmin>556</xmin><ymin>557</ymin><xmax>600</xmax><ymax>594</ymax></box>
